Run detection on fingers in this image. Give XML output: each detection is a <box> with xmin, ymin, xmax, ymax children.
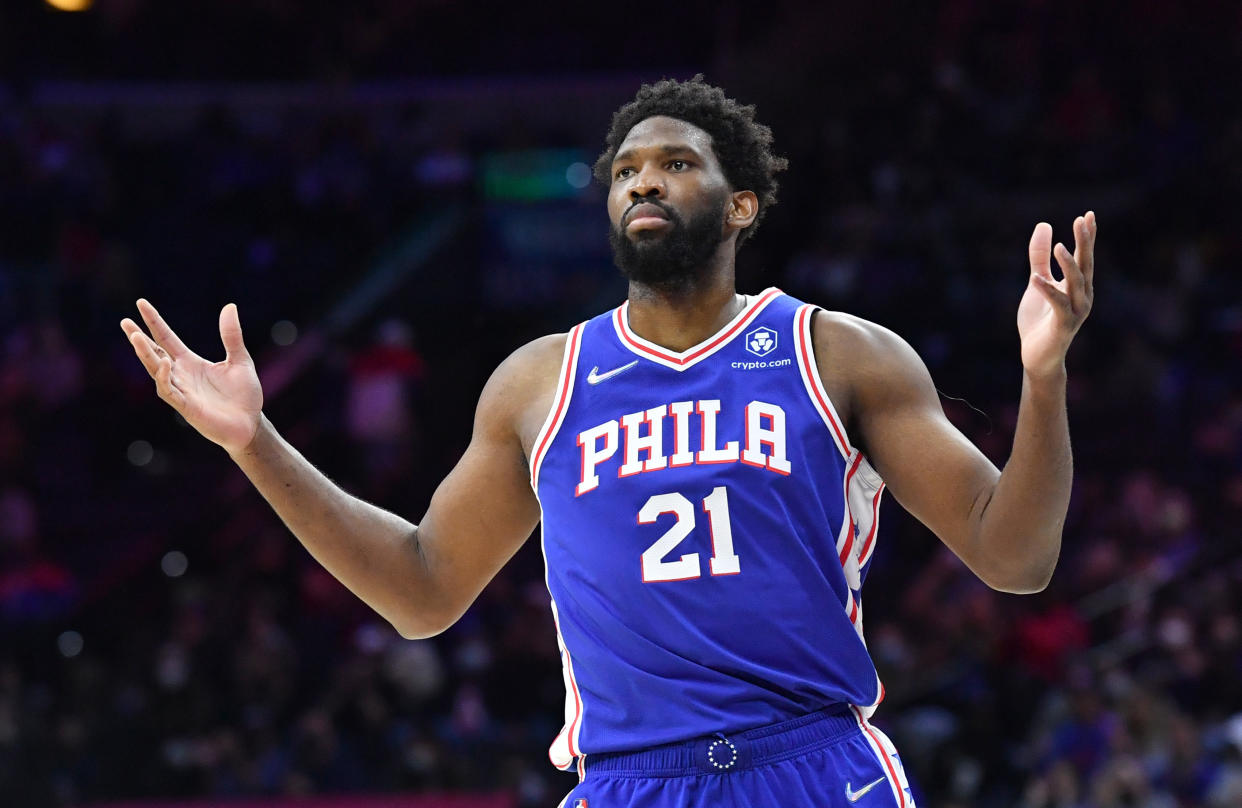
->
<box><xmin>135</xmin><ymin>299</ymin><xmax>191</xmax><ymax>359</ymax></box>
<box><xmin>1032</xmin><ymin>273</ymin><xmax>1074</xmax><ymax>317</ymax></box>
<box><xmin>1028</xmin><ymin>222</ymin><xmax>1054</xmax><ymax>281</ymax></box>
<box><xmin>1077</xmin><ymin>210</ymin><xmax>1096</xmax><ymax>298</ymax></box>
<box><xmin>119</xmin><ymin>317</ymin><xmax>144</xmax><ymax>346</ymax></box>
<box><xmin>1032</xmin><ymin>213</ymin><xmax>1097</xmax><ymax>317</ymax></box>
<box><xmin>1057</xmin><ymin>211</ymin><xmax>1098</xmax><ymax>313</ymax></box>
<box><xmin>1053</xmin><ymin>239</ymin><xmax>1087</xmax><ymax>314</ymax></box>
<box><xmin>122</xmin><ymin>323</ymin><xmax>186</xmax><ymax>409</ymax></box>
<box><xmin>218</xmin><ymin>303</ymin><xmax>251</xmax><ymax>363</ymax></box>
<box><xmin>122</xmin><ymin>319</ymin><xmax>165</xmax><ymax>375</ymax></box>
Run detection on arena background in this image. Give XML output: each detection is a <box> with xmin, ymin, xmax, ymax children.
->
<box><xmin>3</xmin><ymin>1</ymin><xmax>1241</xmax><ymax>806</ymax></box>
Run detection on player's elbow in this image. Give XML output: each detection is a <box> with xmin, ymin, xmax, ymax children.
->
<box><xmin>964</xmin><ymin>523</ymin><xmax>1061</xmax><ymax>594</ymax></box>
<box><xmin>388</xmin><ymin>529</ymin><xmax>466</xmax><ymax>639</ymax></box>
<box><xmin>392</xmin><ymin>610</ymin><xmax>455</xmax><ymax>640</ymax></box>
<box><xmin>390</xmin><ymin>591</ymin><xmax>469</xmax><ymax>640</ymax></box>
<box><xmin>395</xmin><ymin>624</ymin><xmax>445</xmax><ymax>641</ymax></box>
<box><xmin>983</xmin><ymin>556</ymin><xmax>1058</xmax><ymax>595</ymax></box>
<box><xmin>987</xmin><ymin>574</ymin><xmax>1051</xmax><ymax>595</ymax></box>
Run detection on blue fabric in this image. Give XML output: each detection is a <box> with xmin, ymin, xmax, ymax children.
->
<box><xmin>558</xmin><ymin>707</ymin><xmax>916</xmax><ymax>807</ymax></box>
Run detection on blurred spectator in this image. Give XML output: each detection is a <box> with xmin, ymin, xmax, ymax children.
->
<box><xmin>0</xmin><ymin>486</ymin><xmax>77</xmax><ymax>623</ymax></box>
<box><xmin>344</xmin><ymin>319</ymin><xmax>426</xmax><ymax>497</ymax></box>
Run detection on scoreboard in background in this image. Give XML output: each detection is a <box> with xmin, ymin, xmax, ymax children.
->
<box><xmin>479</xmin><ymin>149</ymin><xmax>618</xmax><ymax>311</ymax></box>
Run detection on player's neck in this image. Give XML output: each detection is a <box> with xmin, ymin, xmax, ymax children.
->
<box><xmin>626</xmin><ymin>270</ymin><xmax>742</xmax><ymax>353</ymax></box>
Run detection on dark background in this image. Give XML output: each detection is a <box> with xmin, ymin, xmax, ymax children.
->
<box><xmin>2</xmin><ymin>1</ymin><xmax>1241</xmax><ymax>806</ymax></box>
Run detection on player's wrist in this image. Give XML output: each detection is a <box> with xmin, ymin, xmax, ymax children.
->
<box><xmin>227</xmin><ymin>411</ymin><xmax>271</xmax><ymax>462</ymax></box>
<box><xmin>1021</xmin><ymin>364</ymin><xmax>1067</xmax><ymax>393</ymax></box>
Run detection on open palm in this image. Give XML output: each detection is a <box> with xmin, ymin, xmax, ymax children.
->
<box><xmin>1017</xmin><ymin>213</ymin><xmax>1096</xmax><ymax>379</ymax></box>
<box><xmin>121</xmin><ymin>299</ymin><xmax>264</xmax><ymax>455</ymax></box>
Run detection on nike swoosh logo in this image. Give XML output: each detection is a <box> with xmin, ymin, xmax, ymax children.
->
<box><xmin>845</xmin><ymin>777</ymin><xmax>886</xmax><ymax>802</ymax></box>
<box><xmin>586</xmin><ymin>360</ymin><xmax>639</xmax><ymax>385</ymax></box>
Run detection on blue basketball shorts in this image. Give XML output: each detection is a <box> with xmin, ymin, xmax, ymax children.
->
<box><xmin>556</xmin><ymin>705</ymin><xmax>916</xmax><ymax>807</ymax></box>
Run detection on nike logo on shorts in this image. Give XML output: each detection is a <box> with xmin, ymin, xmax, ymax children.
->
<box><xmin>586</xmin><ymin>360</ymin><xmax>639</xmax><ymax>385</ymax></box>
<box><xmin>845</xmin><ymin>776</ymin><xmax>886</xmax><ymax>802</ymax></box>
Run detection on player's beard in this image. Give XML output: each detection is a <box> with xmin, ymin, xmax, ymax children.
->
<box><xmin>609</xmin><ymin>193</ymin><xmax>728</xmax><ymax>293</ymax></box>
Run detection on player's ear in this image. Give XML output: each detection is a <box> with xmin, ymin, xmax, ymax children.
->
<box><xmin>727</xmin><ymin>190</ymin><xmax>758</xmax><ymax>232</ymax></box>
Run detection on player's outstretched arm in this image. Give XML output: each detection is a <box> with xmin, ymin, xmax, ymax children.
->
<box><xmin>816</xmin><ymin>213</ymin><xmax>1096</xmax><ymax>594</ymax></box>
<box><xmin>122</xmin><ymin>300</ymin><xmax>560</xmax><ymax>638</ymax></box>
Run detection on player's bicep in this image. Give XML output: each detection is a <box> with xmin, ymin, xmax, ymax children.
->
<box><xmin>848</xmin><ymin>325</ymin><xmax>1000</xmax><ymax>564</ymax></box>
<box><xmin>416</xmin><ymin>433</ymin><xmax>540</xmax><ymax>616</ymax></box>
<box><xmin>414</xmin><ymin>341</ymin><xmax>557</xmax><ymax>628</ymax></box>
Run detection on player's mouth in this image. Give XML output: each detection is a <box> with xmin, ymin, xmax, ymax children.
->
<box><xmin>625</xmin><ymin>202</ymin><xmax>673</xmax><ymax>233</ymax></box>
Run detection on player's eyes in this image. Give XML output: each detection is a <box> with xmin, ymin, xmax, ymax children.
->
<box><xmin>613</xmin><ymin>160</ymin><xmax>691</xmax><ymax>182</ymax></box>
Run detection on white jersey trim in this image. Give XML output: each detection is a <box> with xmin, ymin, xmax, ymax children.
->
<box><xmin>854</xmin><ymin>468</ymin><xmax>886</xmax><ymax>568</ymax></box>
<box><xmin>529</xmin><ymin>324</ymin><xmax>589</xmax><ymax>771</ymax></box>
<box><xmin>850</xmin><ymin>705</ymin><xmax>914</xmax><ymax>807</ymax></box>
<box><xmin>530</xmin><ymin>323</ymin><xmax>586</xmax><ymax>492</ymax></box>
<box><xmin>546</xmin><ymin>599</ymin><xmax>585</xmax><ymax>771</ymax></box>
<box><xmin>841</xmin><ymin>447</ymin><xmax>885</xmax><ymax>707</ymax></box>
<box><xmin>794</xmin><ymin>304</ymin><xmax>855</xmax><ymax>459</ymax></box>
<box><xmin>613</xmin><ymin>287</ymin><xmax>783</xmax><ymax>371</ymax></box>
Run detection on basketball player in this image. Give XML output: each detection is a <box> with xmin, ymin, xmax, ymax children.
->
<box><xmin>121</xmin><ymin>77</ymin><xmax>1096</xmax><ymax>806</ymax></box>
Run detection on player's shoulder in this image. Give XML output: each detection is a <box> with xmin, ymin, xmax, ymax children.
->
<box><xmin>479</xmin><ymin>332</ymin><xmax>572</xmax><ymax>448</ymax></box>
<box><xmin>505</xmin><ymin>331</ymin><xmax>570</xmax><ymax>361</ymax></box>
<box><xmin>809</xmin><ymin>309</ymin><xmax>915</xmax><ymax>369</ymax></box>
<box><xmin>483</xmin><ymin>332</ymin><xmax>569</xmax><ymax>401</ymax></box>
<box><xmin>808</xmin><ymin>308</ymin><xmax>933</xmax><ymax>415</ymax></box>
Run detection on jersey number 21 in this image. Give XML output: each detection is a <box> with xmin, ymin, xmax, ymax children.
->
<box><xmin>639</xmin><ymin>486</ymin><xmax>739</xmax><ymax>582</ymax></box>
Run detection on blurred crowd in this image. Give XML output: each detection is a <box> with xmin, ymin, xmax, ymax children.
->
<box><xmin>3</xmin><ymin>1</ymin><xmax>1242</xmax><ymax>807</ymax></box>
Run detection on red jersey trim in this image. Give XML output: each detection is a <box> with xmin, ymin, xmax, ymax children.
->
<box><xmin>612</xmin><ymin>287</ymin><xmax>784</xmax><ymax>371</ymax></box>
<box><xmin>530</xmin><ymin>323</ymin><xmax>586</xmax><ymax>491</ymax></box>
<box><xmin>794</xmin><ymin>304</ymin><xmax>852</xmax><ymax>460</ymax></box>
<box><xmin>851</xmin><ymin>706</ymin><xmax>908</xmax><ymax>808</ymax></box>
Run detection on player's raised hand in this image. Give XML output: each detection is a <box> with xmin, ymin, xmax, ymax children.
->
<box><xmin>120</xmin><ymin>300</ymin><xmax>264</xmax><ymax>454</ymax></box>
<box><xmin>1017</xmin><ymin>211</ymin><xmax>1096</xmax><ymax>379</ymax></box>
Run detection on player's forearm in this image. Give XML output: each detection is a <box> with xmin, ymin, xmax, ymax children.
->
<box><xmin>228</xmin><ymin>414</ymin><xmax>445</xmax><ymax>638</ymax></box>
<box><xmin>973</xmin><ymin>368</ymin><xmax>1071</xmax><ymax>593</ymax></box>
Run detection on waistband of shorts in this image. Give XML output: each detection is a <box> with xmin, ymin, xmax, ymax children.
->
<box><xmin>584</xmin><ymin>704</ymin><xmax>859</xmax><ymax>778</ymax></box>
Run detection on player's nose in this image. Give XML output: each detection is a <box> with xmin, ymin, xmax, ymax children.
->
<box><xmin>629</xmin><ymin>168</ymin><xmax>665</xmax><ymax>200</ymax></box>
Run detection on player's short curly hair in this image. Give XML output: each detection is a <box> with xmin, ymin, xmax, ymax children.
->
<box><xmin>594</xmin><ymin>75</ymin><xmax>788</xmax><ymax>247</ymax></box>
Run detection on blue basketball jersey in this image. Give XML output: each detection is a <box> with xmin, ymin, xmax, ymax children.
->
<box><xmin>530</xmin><ymin>288</ymin><xmax>888</xmax><ymax>774</ymax></box>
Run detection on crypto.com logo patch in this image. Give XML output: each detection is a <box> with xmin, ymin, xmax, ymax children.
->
<box><xmin>745</xmin><ymin>326</ymin><xmax>778</xmax><ymax>357</ymax></box>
